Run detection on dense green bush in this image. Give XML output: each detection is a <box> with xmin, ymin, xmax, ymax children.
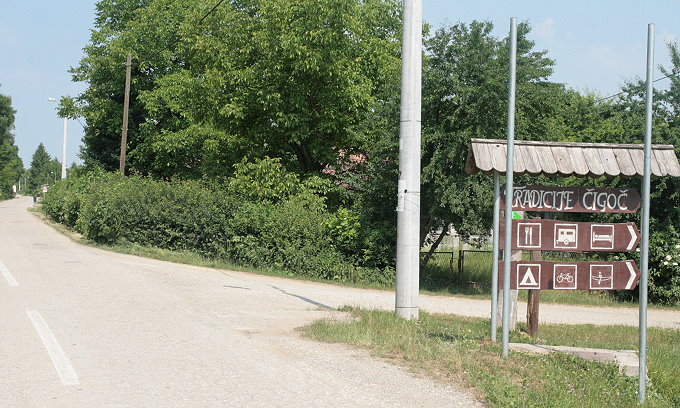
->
<box><xmin>42</xmin><ymin>160</ymin><xmax>396</xmax><ymax>286</ymax></box>
<box><xmin>648</xmin><ymin>234</ymin><xmax>680</xmax><ymax>306</ymax></box>
<box><xmin>42</xmin><ymin>168</ymin><xmax>105</xmax><ymax>228</ymax></box>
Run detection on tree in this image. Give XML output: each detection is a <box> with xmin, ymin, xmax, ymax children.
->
<box><xmin>68</xmin><ymin>0</ymin><xmax>155</xmax><ymax>172</ymax></box>
<box><xmin>419</xmin><ymin>21</ymin><xmax>567</xmax><ymax>250</ymax></box>
<box><xmin>70</xmin><ymin>0</ymin><xmax>402</xmax><ymax>178</ymax></box>
<box><xmin>27</xmin><ymin>144</ymin><xmax>60</xmax><ymax>195</ymax></box>
<box><xmin>0</xmin><ymin>90</ymin><xmax>23</xmax><ymax>199</ymax></box>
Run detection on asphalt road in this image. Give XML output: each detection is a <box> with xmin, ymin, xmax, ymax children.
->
<box><xmin>2</xmin><ymin>196</ymin><xmax>678</xmax><ymax>407</ymax></box>
<box><xmin>0</xmin><ymin>196</ymin><xmax>484</xmax><ymax>408</ymax></box>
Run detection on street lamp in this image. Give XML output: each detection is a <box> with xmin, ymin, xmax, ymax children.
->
<box><xmin>47</xmin><ymin>98</ymin><xmax>68</xmax><ymax>179</ymax></box>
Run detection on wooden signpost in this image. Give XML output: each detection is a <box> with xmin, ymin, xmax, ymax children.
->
<box><xmin>500</xmin><ymin>185</ymin><xmax>643</xmax><ymax>339</ymax></box>
<box><xmin>501</xmin><ymin>186</ymin><xmax>641</xmax><ymax>213</ymax></box>
<box><xmin>499</xmin><ymin>219</ymin><xmax>641</xmax><ymax>252</ymax></box>
<box><xmin>499</xmin><ymin>260</ymin><xmax>640</xmax><ymax>290</ymax></box>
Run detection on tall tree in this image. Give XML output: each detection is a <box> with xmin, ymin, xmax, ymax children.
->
<box><xmin>68</xmin><ymin>0</ymin><xmax>154</xmax><ymax>172</ymax></box>
<box><xmin>0</xmin><ymin>90</ymin><xmax>23</xmax><ymax>199</ymax></box>
<box><xmin>70</xmin><ymin>0</ymin><xmax>402</xmax><ymax>178</ymax></box>
<box><xmin>420</xmin><ymin>21</ymin><xmax>565</xmax><ymax>247</ymax></box>
<box><xmin>27</xmin><ymin>144</ymin><xmax>60</xmax><ymax>194</ymax></box>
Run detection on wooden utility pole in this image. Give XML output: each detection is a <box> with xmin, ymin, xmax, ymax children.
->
<box><xmin>119</xmin><ymin>54</ymin><xmax>132</xmax><ymax>174</ymax></box>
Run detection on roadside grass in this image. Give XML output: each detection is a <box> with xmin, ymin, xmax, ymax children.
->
<box><xmin>514</xmin><ymin>322</ymin><xmax>680</xmax><ymax>405</ymax></box>
<box><xmin>303</xmin><ymin>309</ymin><xmax>679</xmax><ymax>408</ymax></box>
<box><xmin>33</xmin><ymin>203</ymin><xmax>678</xmax><ymax>309</ymax></box>
<box><xmin>32</xmin><ymin>206</ymin><xmax>391</xmax><ymax>290</ymax></box>
<box><xmin>421</xmin><ymin>251</ymin><xmax>674</xmax><ymax>309</ymax></box>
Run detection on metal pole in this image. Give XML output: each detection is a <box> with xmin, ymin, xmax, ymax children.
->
<box><xmin>119</xmin><ymin>53</ymin><xmax>132</xmax><ymax>174</ymax></box>
<box><xmin>61</xmin><ymin>117</ymin><xmax>67</xmax><ymax>179</ymax></box>
<box><xmin>502</xmin><ymin>17</ymin><xmax>518</xmax><ymax>358</ymax></box>
<box><xmin>490</xmin><ymin>171</ymin><xmax>500</xmax><ymax>341</ymax></box>
<box><xmin>638</xmin><ymin>23</ymin><xmax>654</xmax><ymax>404</ymax></box>
<box><xmin>395</xmin><ymin>0</ymin><xmax>422</xmax><ymax>320</ymax></box>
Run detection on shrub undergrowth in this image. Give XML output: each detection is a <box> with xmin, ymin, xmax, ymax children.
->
<box><xmin>42</xmin><ymin>159</ymin><xmax>394</xmax><ymax>285</ymax></box>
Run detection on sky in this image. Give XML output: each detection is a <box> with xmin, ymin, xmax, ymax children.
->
<box><xmin>0</xmin><ymin>1</ymin><xmax>678</xmax><ymax>168</ymax></box>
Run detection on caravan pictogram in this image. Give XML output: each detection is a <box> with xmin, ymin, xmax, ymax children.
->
<box><xmin>554</xmin><ymin>223</ymin><xmax>578</xmax><ymax>249</ymax></box>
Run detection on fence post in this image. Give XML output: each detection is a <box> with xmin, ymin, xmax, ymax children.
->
<box><xmin>527</xmin><ymin>249</ymin><xmax>541</xmax><ymax>337</ymax></box>
<box><xmin>458</xmin><ymin>249</ymin><xmax>464</xmax><ymax>285</ymax></box>
<box><xmin>449</xmin><ymin>252</ymin><xmax>455</xmax><ymax>281</ymax></box>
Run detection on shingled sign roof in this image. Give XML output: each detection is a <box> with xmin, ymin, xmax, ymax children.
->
<box><xmin>465</xmin><ymin>138</ymin><xmax>680</xmax><ymax>178</ymax></box>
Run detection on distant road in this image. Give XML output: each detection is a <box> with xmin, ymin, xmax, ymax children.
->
<box><xmin>0</xmin><ymin>196</ymin><xmax>484</xmax><ymax>408</ymax></box>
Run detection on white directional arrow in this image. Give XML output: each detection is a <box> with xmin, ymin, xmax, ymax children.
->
<box><xmin>626</xmin><ymin>225</ymin><xmax>637</xmax><ymax>251</ymax></box>
<box><xmin>625</xmin><ymin>261</ymin><xmax>637</xmax><ymax>289</ymax></box>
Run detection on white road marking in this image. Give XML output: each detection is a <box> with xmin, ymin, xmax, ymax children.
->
<box><xmin>26</xmin><ymin>310</ymin><xmax>79</xmax><ymax>386</ymax></box>
<box><xmin>0</xmin><ymin>262</ymin><xmax>19</xmax><ymax>287</ymax></box>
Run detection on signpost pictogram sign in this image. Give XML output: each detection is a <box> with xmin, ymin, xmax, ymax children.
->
<box><xmin>499</xmin><ymin>219</ymin><xmax>641</xmax><ymax>252</ymax></box>
<box><xmin>499</xmin><ymin>260</ymin><xmax>640</xmax><ymax>290</ymax></box>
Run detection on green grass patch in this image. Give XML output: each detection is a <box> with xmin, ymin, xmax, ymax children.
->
<box><xmin>303</xmin><ymin>309</ymin><xmax>680</xmax><ymax>408</ymax></box>
<box><xmin>421</xmin><ymin>250</ymin><xmax>678</xmax><ymax>309</ymax></box>
<box><xmin>36</xmin><ymin>201</ymin><xmax>677</xmax><ymax>311</ymax></box>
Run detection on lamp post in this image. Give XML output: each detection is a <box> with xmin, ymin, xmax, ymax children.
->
<box><xmin>47</xmin><ymin>98</ymin><xmax>68</xmax><ymax>179</ymax></box>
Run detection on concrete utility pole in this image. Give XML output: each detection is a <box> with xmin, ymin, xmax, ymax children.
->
<box><xmin>395</xmin><ymin>0</ymin><xmax>422</xmax><ymax>320</ymax></box>
<box><xmin>119</xmin><ymin>54</ymin><xmax>132</xmax><ymax>174</ymax></box>
<box><xmin>61</xmin><ymin>117</ymin><xmax>67</xmax><ymax>179</ymax></box>
<box><xmin>47</xmin><ymin>97</ymin><xmax>68</xmax><ymax>179</ymax></box>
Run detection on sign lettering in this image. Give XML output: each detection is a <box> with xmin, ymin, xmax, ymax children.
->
<box><xmin>501</xmin><ymin>186</ymin><xmax>641</xmax><ymax>213</ymax></box>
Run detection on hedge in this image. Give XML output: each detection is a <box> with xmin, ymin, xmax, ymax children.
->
<box><xmin>42</xmin><ymin>161</ymin><xmax>395</xmax><ymax>286</ymax></box>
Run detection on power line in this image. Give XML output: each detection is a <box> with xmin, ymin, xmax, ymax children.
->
<box><xmin>199</xmin><ymin>0</ymin><xmax>226</xmax><ymax>24</ymax></box>
<box><xmin>595</xmin><ymin>73</ymin><xmax>676</xmax><ymax>102</ymax></box>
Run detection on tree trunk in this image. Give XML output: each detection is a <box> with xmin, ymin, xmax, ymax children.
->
<box><xmin>290</xmin><ymin>142</ymin><xmax>317</xmax><ymax>173</ymax></box>
<box><xmin>419</xmin><ymin>216</ymin><xmax>434</xmax><ymax>248</ymax></box>
<box><xmin>526</xmin><ymin>247</ymin><xmax>542</xmax><ymax>338</ymax></box>
<box><xmin>422</xmin><ymin>226</ymin><xmax>448</xmax><ymax>266</ymax></box>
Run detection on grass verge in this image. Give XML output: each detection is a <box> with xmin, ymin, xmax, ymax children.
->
<box><xmin>31</xmin><ymin>205</ymin><xmax>391</xmax><ymax>290</ymax></box>
<box><xmin>303</xmin><ymin>309</ymin><xmax>679</xmax><ymax>408</ymax></box>
<box><xmin>34</xmin><ymin>202</ymin><xmax>679</xmax><ymax>310</ymax></box>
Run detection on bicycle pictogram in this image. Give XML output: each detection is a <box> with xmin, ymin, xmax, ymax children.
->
<box><xmin>556</xmin><ymin>272</ymin><xmax>574</xmax><ymax>284</ymax></box>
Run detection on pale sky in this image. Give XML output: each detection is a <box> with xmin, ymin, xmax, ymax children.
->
<box><xmin>1</xmin><ymin>1</ymin><xmax>678</xmax><ymax>167</ymax></box>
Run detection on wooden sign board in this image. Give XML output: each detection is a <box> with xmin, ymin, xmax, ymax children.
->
<box><xmin>499</xmin><ymin>219</ymin><xmax>641</xmax><ymax>252</ymax></box>
<box><xmin>501</xmin><ymin>186</ymin><xmax>641</xmax><ymax>213</ymax></box>
<box><xmin>499</xmin><ymin>260</ymin><xmax>640</xmax><ymax>290</ymax></box>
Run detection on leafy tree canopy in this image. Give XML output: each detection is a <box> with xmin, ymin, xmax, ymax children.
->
<box><xmin>0</xmin><ymin>89</ymin><xmax>23</xmax><ymax>199</ymax></box>
<box><xmin>71</xmin><ymin>0</ymin><xmax>402</xmax><ymax>178</ymax></box>
<box><xmin>27</xmin><ymin>143</ymin><xmax>60</xmax><ymax>195</ymax></box>
<box><xmin>420</xmin><ymin>21</ymin><xmax>566</xmax><ymax>243</ymax></box>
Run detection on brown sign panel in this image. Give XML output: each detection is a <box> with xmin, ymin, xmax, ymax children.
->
<box><xmin>501</xmin><ymin>185</ymin><xmax>641</xmax><ymax>213</ymax></box>
<box><xmin>499</xmin><ymin>219</ymin><xmax>641</xmax><ymax>252</ymax></box>
<box><xmin>499</xmin><ymin>260</ymin><xmax>640</xmax><ymax>290</ymax></box>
